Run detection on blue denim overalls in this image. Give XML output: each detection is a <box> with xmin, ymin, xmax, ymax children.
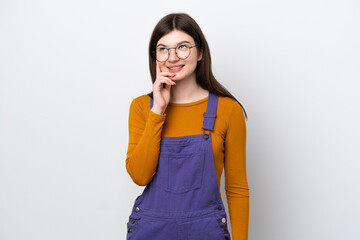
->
<box><xmin>127</xmin><ymin>92</ymin><xmax>231</xmax><ymax>240</ymax></box>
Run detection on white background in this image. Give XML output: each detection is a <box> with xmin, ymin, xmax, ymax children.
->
<box><xmin>1</xmin><ymin>0</ymin><xmax>359</xmax><ymax>239</ymax></box>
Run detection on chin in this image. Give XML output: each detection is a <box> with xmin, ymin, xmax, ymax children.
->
<box><xmin>173</xmin><ymin>75</ymin><xmax>185</xmax><ymax>81</ymax></box>
<box><xmin>172</xmin><ymin>74</ymin><xmax>180</xmax><ymax>79</ymax></box>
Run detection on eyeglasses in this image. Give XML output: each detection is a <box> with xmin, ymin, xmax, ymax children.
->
<box><xmin>152</xmin><ymin>44</ymin><xmax>199</xmax><ymax>62</ymax></box>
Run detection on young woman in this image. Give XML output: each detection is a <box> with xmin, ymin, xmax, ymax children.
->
<box><xmin>125</xmin><ymin>13</ymin><xmax>249</xmax><ymax>240</ymax></box>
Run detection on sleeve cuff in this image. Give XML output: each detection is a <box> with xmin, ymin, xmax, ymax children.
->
<box><xmin>148</xmin><ymin>109</ymin><xmax>166</xmax><ymax>120</ymax></box>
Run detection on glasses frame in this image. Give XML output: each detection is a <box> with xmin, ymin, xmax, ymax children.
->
<box><xmin>152</xmin><ymin>44</ymin><xmax>200</xmax><ymax>62</ymax></box>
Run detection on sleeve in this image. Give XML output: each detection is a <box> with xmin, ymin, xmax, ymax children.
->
<box><xmin>224</xmin><ymin>101</ymin><xmax>250</xmax><ymax>240</ymax></box>
<box><xmin>125</xmin><ymin>97</ymin><xmax>167</xmax><ymax>186</ymax></box>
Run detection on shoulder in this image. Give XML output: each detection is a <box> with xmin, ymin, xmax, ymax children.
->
<box><xmin>217</xmin><ymin>95</ymin><xmax>246</xmax><ymax>125</ymax></box>
<box><xmin>217</xmin><ymin>95</ymin><xmax>244</xmax><ymax>115</ymax></box>
<box><xmin>131</xmin><ymin>94</ymin><xmax>151</xmax><ymax>105</ymax></box>
<box><xmin>129</xmin><ymin>94</ymin><xmax>151</xmax><ymax>118</ymax></box>
<box><xmin>131</xmin><ymin>94</ymin><xmax>151</xmax><ymax>108</ymax></box>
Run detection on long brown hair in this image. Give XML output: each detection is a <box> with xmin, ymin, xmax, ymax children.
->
<box><xmin>147</xmin><ymin>13</ymin><xmax>248</xmax><ymax>120</ymax></box>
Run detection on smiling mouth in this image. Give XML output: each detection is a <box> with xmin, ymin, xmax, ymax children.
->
<box><xmin>168</xmin><ymin>65</ymin><xmax>184</xmax><ymax>70</ymax></box>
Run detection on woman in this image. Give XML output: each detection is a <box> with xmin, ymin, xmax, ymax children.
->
<box><xmin>125</xmin><ymin>13</ymin><xmax>249</xmax><ymax>240</ymax></box>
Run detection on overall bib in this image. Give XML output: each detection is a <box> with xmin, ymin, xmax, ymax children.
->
<box><xmin>126</xmin><ymin>92</ymin><xmax>231</xmax><ymax>240</ymax></box>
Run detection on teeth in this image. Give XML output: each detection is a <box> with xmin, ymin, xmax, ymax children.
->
<box><xmin>169</xmin><ymin>65</ymin><xmax>183</xmax><ymax>69</ymax></box>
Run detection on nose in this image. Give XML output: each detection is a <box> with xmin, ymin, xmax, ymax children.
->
<box><xmin>168</xmin><ymin>48</ymin><xmax>179</xmax><ymax>62</ymax></box>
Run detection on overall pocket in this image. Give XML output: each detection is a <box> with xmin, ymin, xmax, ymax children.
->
<box><xmin>158</xmin><ymin>151</ymin><xmax>205</xmax><ymax>194</ymax></box>
<box><xmin>186</xmin><ymin>214</ymin><xmax>226</xmax><ymax>240</ymax></box>
<box><xmin>127</xmin><ymin>214</ymin><xmax>177</xmax><ymax>240</ymax></box>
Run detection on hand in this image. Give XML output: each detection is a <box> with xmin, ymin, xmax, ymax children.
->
<box><xmin>151</xmin><ymin>61</ymin><xmax>176</xmax><ymax>115</ymax></box>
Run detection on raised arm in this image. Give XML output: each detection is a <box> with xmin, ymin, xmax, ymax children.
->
<box><xmin>125</xmin><ymin>96</ymin><xmax>166</xmax><ymax>186</ymax></box>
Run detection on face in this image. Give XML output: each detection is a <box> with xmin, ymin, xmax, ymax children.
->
<box><xmin>156</xmin><ymin>30</ymin><xmax>202</xmax><ymax>81</ymax></box>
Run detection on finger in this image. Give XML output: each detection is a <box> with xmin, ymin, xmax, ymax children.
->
<box><xmin>158</xmin><ymin>77</ymin><xmax>176</xmax><ymax>85</ymax></box>
<box><xmin>153</xmin><ymin>81</ymin><xmax>173</xmax><ymax>92</ymax></box>
<box><xmin>164</xmin><ymin>81</ymin><xmax>172</xmax><ymax>91</ymax></box>
<box><xmin>156</xmin><ymin>78</ymin><xmax>176</xmax><ymax>88</ymax></box>
<box><xmin>159</xmin><ymin>71</ymin><xmax>176</xmax><ymax>78</ymax></box>
<box><xmin>156</xmin><ymin>61</ymin><xmax>161</xmax><ymax>78</ymax></box>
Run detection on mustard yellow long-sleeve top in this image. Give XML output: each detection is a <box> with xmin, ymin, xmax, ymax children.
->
<box><xmin>126</xmin><ymin>94</ymin><xmax>249</xmax><ymax>240</ymax></box>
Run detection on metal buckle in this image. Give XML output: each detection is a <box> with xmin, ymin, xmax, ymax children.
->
<box><xmin>203</xmin><ymin>112</ymin><xmax>216</xmax><ymax>118</ymax></box>
<box><xmin>202</xmin><ymin>128</ymin><xmax>211</xmax><ymax>140</ymax></box>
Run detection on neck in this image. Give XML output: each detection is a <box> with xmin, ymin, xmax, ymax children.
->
<box><xmin>169</xmin><ymin>72</ymin><xmax>209</xmax><ymax>103</ymax></box>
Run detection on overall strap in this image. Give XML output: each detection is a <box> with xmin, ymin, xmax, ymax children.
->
<box><xmin>202</xmin><ymin>92</ymin><xmax>218</xmax><ymax>132</ymax></box>
<box><xmin>150</xmin><ymin>96</ymin><xmax>153</xmax><ymax>109</ymax></box>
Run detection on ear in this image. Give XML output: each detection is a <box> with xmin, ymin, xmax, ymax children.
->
<box><xmin>197</xmin><ymin>47</ymin><xmax>203</xmax><ymax>61</ymax></box>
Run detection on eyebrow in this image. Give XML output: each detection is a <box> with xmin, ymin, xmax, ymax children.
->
<box><xmin>156</xmin><ymin>40</ymin><xmax>191</xmax><ymax>48</ymax></box>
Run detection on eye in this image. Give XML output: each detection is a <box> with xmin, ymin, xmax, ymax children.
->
<box><xmin>178</xmin><ymin>44</ymin><xmax>188</xmax><ymax>50</ymax></box>
<box><xmin>158</xmin><ymin>47</ymin><xmax>167</xmax><ymax>53</ymax></box>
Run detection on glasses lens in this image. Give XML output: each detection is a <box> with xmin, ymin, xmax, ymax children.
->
<box><xmin>156</xmin><ymin>48</ymin><xmax>168</xmax><ymax>62</ymax></box>
<box><xmin>176</xmin><ymin>44</ymin><xmax>190</xmax><ymax>59</ymax></box>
